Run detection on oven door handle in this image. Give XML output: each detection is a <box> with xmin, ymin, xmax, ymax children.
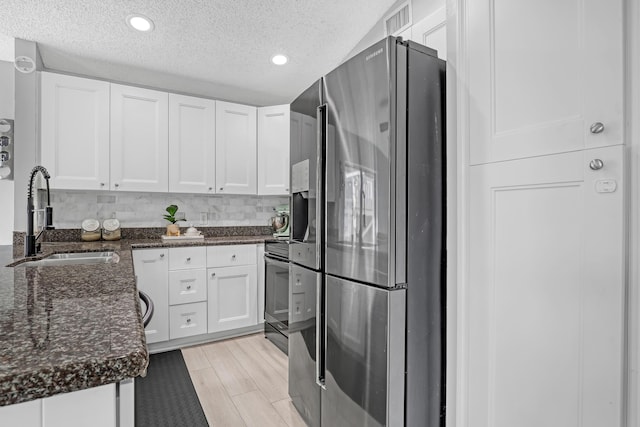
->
<box><xmin>264</xmin><ymin>254</ymin><xmax>289</xmax><ymax>268</ymax></box>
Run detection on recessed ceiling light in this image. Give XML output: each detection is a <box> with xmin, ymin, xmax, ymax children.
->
<box><xmin>127</xmin><ymin>14</ymin><xmax>154</xmax><ymax>32</ymax></box>
<box><xmin>271</xmin><ymin>54</ymin><xmax>288</xmax><ymax>65</ymax></box>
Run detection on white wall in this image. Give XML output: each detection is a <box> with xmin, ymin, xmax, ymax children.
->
<box><xmin>344</xmin><ymin>0</ymin><xmax>445</xmax><ymax>60</ymax></box>
<box><xmin>0</xmin><ymin>60</ymin><xmax>15</xmax><ymax>245</ymax></box>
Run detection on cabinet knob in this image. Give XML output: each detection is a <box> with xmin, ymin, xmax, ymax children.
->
<box><xmin>114</xmin><ymin>183</ymin><xmax>119</xmax><ymax>188</ymax></box>
<box><xmin>186</xmin><ymin>318</ymin><xmax>191</xmax><ymax>323</ymax></box>
<box><xmin>160</xmin><ymin>253</ymin><xmax>165</xmax><ymax>258</ymax></box>
<box><xmin>186</xmin><ymin>285</ymin><xmax>192</xmax><ymax>290</ymax></box>
<box><xmin>100</xmin><ymin>182</ymin><xmax>105</xmax><ymax>187</ymax></box>
<box><xmin>186</xmin><ymin>257</ymin><xmax>191</xmax><ymax>262</ymax></box>
<box><xmin>589</xmin><ymin>159</ymin><xmax>604</xmax><ymax>170</ymax></box>
<box><xmin>211</xmin><ymin>272</ymin><xmax>216</xmax><ymax>278</ymax></box>
<box><xmin>590</xmin><ymin>122</ymin><xmax>605</xmax><ymax>134</ymax></box>
<box><xmin>285</xmin><ymin>188</ymin><xmax>289</xmax><ymax>192</ymax></box>
<box><xmin>232</xmin><ymin>254</ymin><xmax>236</xmax><ymax>260</ymax></box>
<box><xmin>208</xmin><ymin>187</ymin><xmax>213</xmax><ymax>191</ymax></box>
<box><xmin>219</xmin><ymin>187</ymin><xmax>224</xmax><ymax>191</ymax></box>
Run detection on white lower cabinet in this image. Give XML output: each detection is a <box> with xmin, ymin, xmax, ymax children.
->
<box><xmin>132</xmin><ymin>249</ymin><xmax>169</xmax><ymax>344</ymax></box>
<box><xmin>207</xmin><ymin>265</ymin><xmax>257</xmax><ymax>333</ymax></box>
<box><xmin>0</xmin><ymin>383</ymin><xmax>125</xmax><ymax>427</ymax></box>
<box><xmin>169</xmin><ymin>301</ymin><xmax>208</xmax><ymax>339</ymax></box>
<box><xmin>133</xmin><ymin>243</ymin><xmax>259</xmax><ymax>347</ymax></box>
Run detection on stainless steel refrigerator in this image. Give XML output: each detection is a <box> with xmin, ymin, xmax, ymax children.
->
<box><xmin>288</xmin><ymin>36</ymin><xmax>446</xmax><ymax>427</ymax></box>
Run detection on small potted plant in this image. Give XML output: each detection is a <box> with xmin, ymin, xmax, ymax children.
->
<box><xmin>164</xmin><ymin>204</ymin><xmax>186</xmax><ymax>236</ymax></box>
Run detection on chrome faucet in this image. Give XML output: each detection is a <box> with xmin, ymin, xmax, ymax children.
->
<box><xmin>25</xmin><ymin>165</ymin><xmax>54</xmax><ymax>257</ymax></box>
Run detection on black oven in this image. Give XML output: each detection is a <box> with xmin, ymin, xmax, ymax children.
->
<box><xmin>264</xmin><ymin>240</ymin><xmax>289</xmax><ymax>354</ymax></box>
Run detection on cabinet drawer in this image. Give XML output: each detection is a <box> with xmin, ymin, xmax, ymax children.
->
<box><xmin>169</xmin><ymin>246</ymin><xmax>206</xmax><ymax>270</ymax></box>
<box><xmin>207</xmin><ymin>244</ymin><xmax>257</xmax><ymax>268</ymax></box>
<box><xmin>169</xmin><ymin>269</ymin><xmax>207</xmax><ymax>305</ymax></box>
<box><xmin>169</xmin><ymin>302</ymin><xmax>207</xmax><ymax>339</ymax></box>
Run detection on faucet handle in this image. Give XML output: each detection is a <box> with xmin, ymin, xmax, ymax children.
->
<box><xmin>45</xmin><ymin>206</ymin><xmax>54</xmax><ymax>229</ymax></box>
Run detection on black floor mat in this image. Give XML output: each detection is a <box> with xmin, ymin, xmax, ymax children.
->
<box><xmin>135</xmin><ymin>350</ymin><xmax>209</xmax><ymax>427</ymax></box>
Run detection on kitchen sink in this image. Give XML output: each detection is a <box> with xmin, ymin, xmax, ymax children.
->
<box><xmin>16</xmin><ymin>251</ymin><xmax>117</xmax><ymax>267</ymax></box>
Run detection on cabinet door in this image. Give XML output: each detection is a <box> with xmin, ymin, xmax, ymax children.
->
<box><xmin>258</xmin><ymin>104</ymin><xmax>290</xmax><ymax>195</ymax></box>
<box><xmin>467</xmin><ymin>147</ymin><xmax>624</xmax><ymax>427</ymax></box>
<box><xmin>41</xmin><ymin>72</ymin><xmax>110</xmax><ymax>190</ymax></box>
<box><xmin>110</xmin><ymin>84</ymin><xmax>168</xmax><ymax>192</ymax></box>
<box><xmin>132</xmin><ymin>249</ymin><xmax>169</xmax><ymax>344</ymax></box>
<box><xmin>207</xmin><ymin>265</ymin><xmax>257</xmax><ymax>333</ymax></box>
<box><xmin>43</xmin><ymin>384</ymin><xmax>116</xmax><ymax>427</ymax></box>
<box><xmin>0</xmin><ymin>399</ymin><xmax>41</xmax><ymax>427</ymax></box>
<box><xmin>467</xmin><ymin>0</ymin><xmax>623</xmax><ymax>164</ymax></box>
<box><xmin>168</xmin><ymin>94</ymin><xmax>216</xmax><ymax>193</ymax></box>
<box><xmin>215</xmin><ymin>101</ymin><xmax>257</xmax><ymax>194</ymax></box>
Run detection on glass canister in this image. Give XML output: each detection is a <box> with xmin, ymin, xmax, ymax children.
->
<box><xmin>102</xmin><ymin>218</ymin><xmax>121</xmax><ymax>241</ymax></box>
<box><xmin>81</xmin><ymin>219</ymin><xmax>101</xmax><ymax>241</ymax></box>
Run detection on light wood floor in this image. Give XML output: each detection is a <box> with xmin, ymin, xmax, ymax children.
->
<box><xmin>182</xmin><ymin>333</ymin><xmax>307</xmax><ymax>427</ymax></box>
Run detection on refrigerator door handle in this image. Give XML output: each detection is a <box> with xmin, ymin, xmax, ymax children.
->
<box><xmin>315</xmin><ymin>273</ymin><xmax>325</xmax><ymax>387</ymax></box>
<box><xmin>315</xmin><ymin>105</ymin><xmax>326</xmax><ymax>270</ymax></box>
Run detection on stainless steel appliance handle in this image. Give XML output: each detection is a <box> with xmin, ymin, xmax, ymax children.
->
<box><xmin>315</xmin><ymin>105</ymin><xmax>326</xmax><ymax>270</ymax></box>
<box><xmin>264</xmin><ymin>254</ymin><xmax>289</xmax><ymax>269</ymax></box>
<box><xmin>139</xmin><ymin>290</ymin><xmax>154</xmax><ymax>327</ymax></box>
<box><xmin>315</xmin><ymin>274</ymin><xmax>325</xmax><ymax>387</ymax></box>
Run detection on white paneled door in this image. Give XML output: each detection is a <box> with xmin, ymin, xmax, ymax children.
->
<box><xmin>467</xmin><ymin>146</ymin><xmax>624</xmax><ymax>427</ymax></box>
<box><xmin>215</xmin><ymin>101</ymin><xmax>257</xmax><ymax>194</ymax></box>
<box><xmin>411</xmin><ymin>6</ymin><xmax>446</xmax><ymax>60</ymax></box>
<box><xmin>40</xmin><ymin>72</ymin><xmax>110</xmax><ymax>190</ymax></box>
<box><xmin>168</xmin><ymin>94</ymin><xmax>216</xmax><ymax>193</ymax></box>
<box><xmin>467</xmin><ymin>0</ymin><xmax>623</xmax><ymax>164</ymax></box>
<box><xmin>110</xmin><ymin>84</ymin><xmax>169</xmax><ymax>192</ymax></box>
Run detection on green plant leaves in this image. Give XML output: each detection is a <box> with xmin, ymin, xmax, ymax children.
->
<box><xmin>165</xmin><ymin>204</ymin><xmax>178</xmax><ymax>216</ymax></box>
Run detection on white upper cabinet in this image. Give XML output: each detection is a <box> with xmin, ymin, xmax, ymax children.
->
<box><xmin>40</xmin><ymin>72</ymin><xmax>110</xmax><ymax>190</ymax></box>
<box><xmin>257</xmin><ymin>104</ymin><xmax>290</xmax><ymax>195</ymax></box>
<box><xmin>110</xmin><ymin>84</ymin><xmax>169</xmax><ymax>192</ymax></box>
<box><xmin>467</xmin><ymin>0</ymin><xmax>623</xmax><ymax>164</ymax></box>
<box><xmin>215</xmin><ymin>101</ymin><xmax>257</xmax><ymax>194</ymax></box>
<box><xmin>168</xmin><ymin>94</ymin><xmax>216</xmax><ymax>193</ymax></box>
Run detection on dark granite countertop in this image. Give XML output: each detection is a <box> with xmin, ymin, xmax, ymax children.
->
<box><xmin>0</xmin><ymin>233</ymin><xmax>272</xmax><ymax>407</ymax></box>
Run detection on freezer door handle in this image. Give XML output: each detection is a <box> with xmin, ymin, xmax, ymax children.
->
<box><xmin>315</xmin><ymin>273</ymin><xmax>325</xmax><ymax>387</ymax></box>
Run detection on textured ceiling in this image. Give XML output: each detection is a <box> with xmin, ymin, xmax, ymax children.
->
<box><xmin>0</xmin><ymin>0</ymin><xmax>396</xmax><ymax>105</ymax></box>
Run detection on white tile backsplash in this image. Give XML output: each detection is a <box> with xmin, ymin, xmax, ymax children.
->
<box><xmin>50</xmin><ymin>190</ymin><xmax>288</xmax><ymax>229</ymax></box>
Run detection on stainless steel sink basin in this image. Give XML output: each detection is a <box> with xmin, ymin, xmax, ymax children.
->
<box><xmin>17</xmin><ymin>251</ymin><xmax>117</xmax><ymax>267</ymax></box>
